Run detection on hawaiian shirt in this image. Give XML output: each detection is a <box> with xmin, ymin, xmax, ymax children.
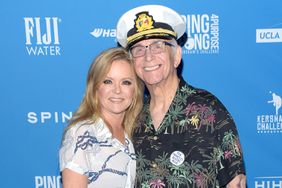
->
<box><xmin>133</xmin><ymin>77</ymin><xmax>245</xmax><ymax>188</ymax></box>
<box><xmin>59</xmin><ymin>118</ymin><xmax>136</xmax><ymax>188</ymax></box>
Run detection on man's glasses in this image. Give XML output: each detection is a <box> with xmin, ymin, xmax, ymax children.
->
<box><xmin>129</xmin><ymin>41</ymin><xmax>175</xmax><ymax>58</ymax></box>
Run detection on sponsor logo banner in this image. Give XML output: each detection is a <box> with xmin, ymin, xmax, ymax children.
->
<box><xmin>256</xmin><ymin>28</ymin><xmax>282</xmax><ymax>43</ymax></box>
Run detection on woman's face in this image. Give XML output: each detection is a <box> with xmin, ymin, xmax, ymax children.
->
<box><xmin>97</xmin><ymin>59</ymin><xmax>136</xmax><ymax>118</ymax></box>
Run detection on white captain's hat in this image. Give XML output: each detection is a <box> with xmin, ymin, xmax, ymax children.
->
<box><xmin>116</xmin><ymin>4</ymin><xmax>186</xmax><ymax>48</ymax></box>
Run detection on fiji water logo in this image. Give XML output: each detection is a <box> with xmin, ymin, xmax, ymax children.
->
<box><xmin>24</xmin><ymin>17</ymin><xmax>61</xmax><ymax>56</ymax></box>
<box><xmin>182</xmin><ymin>14</ymin><xmax>219</xmax><ymax>55</ymax></box>
<box><xmin>257</xmin><ymin>91</ymin><xmax>282</xmax><ymax>134</ymax></box>
<box><xmin>256</xmin><ymin>28</ymin><xmax>282</xmax><ymax>43</ymax></box>
<box><xmin>90</xmin><ymin>28</ymin><xmax>116</xmax><ymax>38</ymax></box>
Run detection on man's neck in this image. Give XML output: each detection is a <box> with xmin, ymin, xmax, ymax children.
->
<box><xmin>147</xmin><ymin>75</ymin><xmax>180</xmax><ymax>130</ymax></box>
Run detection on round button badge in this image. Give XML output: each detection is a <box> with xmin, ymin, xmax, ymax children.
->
<box><xmin>170</xmin><ymin>151</ymin><xmax>185</xmax><ymax>166</ymax></box>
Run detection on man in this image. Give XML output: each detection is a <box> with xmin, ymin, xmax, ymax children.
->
<box><xmin>116</xmin><ymin>4</ymin><xmax>246</xmax><ymax>188</ymax></box>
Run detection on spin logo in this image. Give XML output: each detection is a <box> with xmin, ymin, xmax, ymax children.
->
<box><xmin>257</xmin><ymin>91</ymin><xmax>282</xmax><ymax>133</ymax></box>
<box><xmin>182</xmin><ymin>14</ymin><xmax>219</xmax><ymax>55</ymax></box>
<box><xmin>27</xmin><ymin>111</ymin><xmax>73</xmax><ymax>125</ymax></box>
<box><xmin>24</xmin><ymin>17</ymin><xmax>61</xmax><ymax>56</ymax></box>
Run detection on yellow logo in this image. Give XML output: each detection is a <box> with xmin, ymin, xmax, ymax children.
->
<box><xmin>135</xmin><ymin>12</ymin><xmax>154</xmax><ymax>32</ymax></box>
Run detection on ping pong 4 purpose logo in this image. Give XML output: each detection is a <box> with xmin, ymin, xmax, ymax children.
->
<box><xmin>182</xmin><ymin>13</ymin><xmax>219</xmax><ymax>55</ymax></box>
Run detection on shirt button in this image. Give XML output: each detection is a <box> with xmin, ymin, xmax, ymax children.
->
<box><xmin>152</xmin><ymin>163</ymin><xmax>157</xmax><ymax>168</ymax></box>
<box><xmin>153</xmin><ymin>136</ymin><xmax>158</xmax><ymax>140</ymax></box>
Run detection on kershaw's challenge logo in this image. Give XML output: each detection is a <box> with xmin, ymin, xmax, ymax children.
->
<box><xmin>257</xmin><ymin>91</ymin><xmax>282</xmax><ymax>133</ymax></box>
<box><xmin>268</xmin><ymin>92</ymin><xmax>282</xmax><ymax>115</ymax></box>
<box><xmin>24</xmin><ymin>17</ymin><xmax>61</xmax><ymax>56</ymax></box>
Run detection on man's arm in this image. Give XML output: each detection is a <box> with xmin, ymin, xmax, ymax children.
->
<box><xmin>227</xmin><ymin>174</ymin><xmax>246</xmax><ymax>188</ymax></box>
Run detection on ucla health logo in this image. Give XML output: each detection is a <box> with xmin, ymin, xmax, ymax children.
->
<box><xmin>182</xmin><ymin>14</ymin><xmax>219</xmax><ymax>55</ymax></box>
<box><xmin>24</xmin><ymin>17</ymin><xmax>61</xmax><ymax>56</ymax></box>
<box><xmin>256</xmin><ymin>28</ymin><xmax>282</xmax><ymax>43</ymax></box>
<box><xmin>257</xmin><ymin>91</ymin><xmax>282</xmax><ymax>133</ymax></box>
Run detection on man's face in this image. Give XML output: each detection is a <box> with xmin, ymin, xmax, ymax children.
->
<box><xmin>130</xmin><ymin>38</ymin><xmax>180</xmax><ymax>86</ymax></box>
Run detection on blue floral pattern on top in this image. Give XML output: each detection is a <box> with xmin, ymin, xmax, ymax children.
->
<box><xmin>74</xmin><ymin>131</ymin><xmax>108</xmax><ymax>153</ymax></box>
<box><xmin>59</xmin><ymin>118</ymin><xmax>136</xmax><ymax>188</ymax></box>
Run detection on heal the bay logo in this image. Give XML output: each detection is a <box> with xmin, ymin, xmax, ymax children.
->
<box><xmin>24</xmin><ymin>17</ymin><xmax>61</xmax><ymax>56</ymax></box>
<box><xmin>90</xmin><ymin>28</ymin><xmax>116</xmax><ymax>38</ymax></box>
<box><xmin>257</xmin><ymin>91</ymin><xmax>282</xmax><ymax>134</ymax></box>
<box><xmin>182</xmin><ymin>14</ymin><xmax>219</xmax><ymax>55</ymax></box>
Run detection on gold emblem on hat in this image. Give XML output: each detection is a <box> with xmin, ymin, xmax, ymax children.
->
<box><xmin>135</xmin><ymin>12</ymin><xmax>154</xmax><ymax>32</ymax></box>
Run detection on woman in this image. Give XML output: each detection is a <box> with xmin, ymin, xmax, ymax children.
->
<box><xmin>59</xmin><ymin>47</ymin><xmax>144</xmax><ymax>188</ymax></box>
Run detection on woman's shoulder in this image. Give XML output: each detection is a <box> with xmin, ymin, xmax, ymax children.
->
<box><xmin>67</xmin><ymin>119</ymin><xmax>95</xmax><ymax>134</ymax></box>
<box><xmin>66</xmin><ymin>118</ymin><xmax>112</xmax><ymax>141</ymax></box>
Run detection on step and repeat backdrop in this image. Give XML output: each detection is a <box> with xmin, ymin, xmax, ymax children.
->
<box><xmin>1</xmin><ymin>0</ymin><xmax>282</xmax><ymax>187</ymax></box>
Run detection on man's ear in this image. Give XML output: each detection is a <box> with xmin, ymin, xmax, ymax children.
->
<box><xmin>174</xmin><ymin>45</ymin><xmax>182</xmax><ymax>68</ymax></box>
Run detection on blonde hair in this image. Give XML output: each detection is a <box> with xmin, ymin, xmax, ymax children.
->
<box><xmin>66</xmin><ymin>47</ymin><xmax>144</xmax><ymax>138</ymax></box>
